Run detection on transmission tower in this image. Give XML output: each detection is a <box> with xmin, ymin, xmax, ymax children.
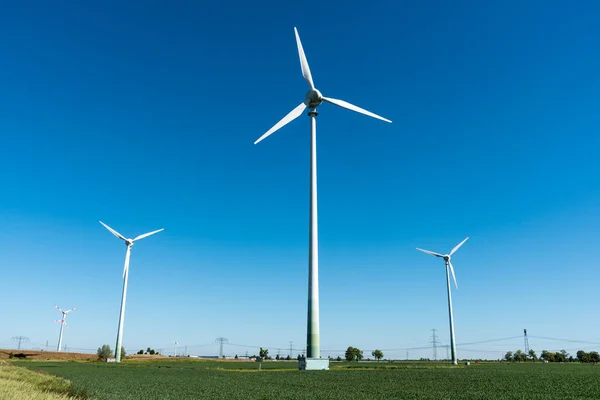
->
<box><xmin>215</xmin><ymin>337</ymin><xmax>228</xmax><ymax>358</ymax></box>
<box><xmin>11</xmin><ymin>336</ymin><xmax>29</xmax><ymax>350</ymax></box>
<box><xmin>289</xmin><ymin>341</ymin><xmax>293</xmax><ymax>358</ymax></box>
<box><xmin>524</xmin><ymin>329</ymin><xmax>530</xmax><ymax>354</ymax></box>
<box><xmin>430</xmin><ymin>329</ymin><xmax>439</xmax><ymax>360</ymax></box>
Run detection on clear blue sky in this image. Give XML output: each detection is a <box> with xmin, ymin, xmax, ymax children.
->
<box><xmin>1</xmin><ymin>0</ymin><xmax>599</xmax><ymax>360</ymax></box>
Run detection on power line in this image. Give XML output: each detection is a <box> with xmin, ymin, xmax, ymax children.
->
<box><xmin>529</xmin><ymin>336</ymin><xmax>600</xmax><ymax>346</ymax></box>
<box><xmin>11</xmin><ymin>336</ymin><xmax>29</xmax><ymax>350</ymax></box>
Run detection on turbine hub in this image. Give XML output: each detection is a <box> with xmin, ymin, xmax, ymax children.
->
<box><xmin>304</xmin><ymin>89</ymin><xmax>323</xmax><ymax>108</ymax></box>
<box><xmin>443</xmin><ymin>255</ymin><xmax>450</xmax><ymax>262</ymax></box>
<box><xmin>125</xmin><ymin>239</ymin><xmax>134</xmax><ymax>247</ymax></box>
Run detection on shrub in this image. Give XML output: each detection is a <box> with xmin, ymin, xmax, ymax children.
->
<box><xmin>97</xmin><ymin>345</ymin><xmax>113</xmax><ymax>361</ymax></box>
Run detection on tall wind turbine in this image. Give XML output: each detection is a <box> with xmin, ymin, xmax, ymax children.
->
<box><xmin>53</xmin><ymin>304</ymin><xmax>76</xmax><ymax>352</ymax></box>
<box><xmin>417</xmin><ymin>237</ymin><xmax>469</xmax><ymax>365</ymax></box>
<box><xmin>100</xmin><ymin>221</ymin><xmax>164</xmax><ymax>362</ymax></box>
<box><xmin>254</xmin><ymin>27</ymin><xmax>391</xmax><ymax>367</ymax></box>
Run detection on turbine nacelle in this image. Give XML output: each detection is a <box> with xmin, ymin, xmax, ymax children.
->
<box><xmin>125</xmin><ymin>239</ymin><xmax>134</xmax><ymax>247</ymax></box>
<box><xmin>304</xmin><ymin>89</ymin><xmax>323</xmax><ymax>108</ymax></box>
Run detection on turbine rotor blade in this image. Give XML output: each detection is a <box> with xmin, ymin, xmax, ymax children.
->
<box><xmin>65</xmin><ymin>308</ymin><xmax>76</xmax><ymax>313</ymax></box>
<box><xmin>450</xmin><ymin>237</ymin><xmax>469</xmax><ymax>256</ymax></box>
<box><xmin>416</xmin><ymin>248</ymin><xmax>444</xmax><ymax>258</ymax></box>
<box><xmin>321</xmin><ymin>96</ymin><xmax>391</xmax><ymax>123</ymax></box>
<box><xmin>448</xmin><ymin>261</ymin><xmax>458</xmax><ymax>289</ymax></box>
<box><xmin>100</xmin><ymin>221</ymin><xmax>126</xmax><ymax>241</ymax></box>
<box><xmin>133</xmin><ymin>228</ymin><xmax>164</xmax><ymax>242</ymax></box>
<box><xmin>254</xmin><ymin>103</ymin><xmax>307</xmax><ymax>145</ymax></box>
<box><xmin>294</xmin><ymin>27</ymin><xmax>314</xmax><ymax>89</ymax></box>
<box><xmin>54</xmin><ymin>304</ymin><xmax>63</xmax><ymax>313</ymax></box>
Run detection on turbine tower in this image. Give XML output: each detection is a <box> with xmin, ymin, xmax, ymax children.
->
<box><xmin>417</xmin><ymin>237</ymin><xmax>469</xmax><ymax>365</ymax></box>
<box><xmin>254</xmin><ymin>27</ymin><xmax>391</xmax><ymax>370</ymax></box>
<box><xmin>53</xmin><ymin>304</ymin><xmax>76</xmax><ymax>352</ymax></box>
<box><xmin>100</xmin><ymin>221</ymin><xmax>164</xmax><ymax>362</ymax></box>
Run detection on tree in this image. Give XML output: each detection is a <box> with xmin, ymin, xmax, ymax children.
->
<box><xmin>540</xmin><ymin>350</ymin><xmax>554</xmax><ymax>362</ymax></box>
<box><xmin>344</xmin><ymin>347</ymin><xmax>363</xmax><ymax>362</ymax></box>
<box><xmin>146</xmin><ymin>347</ymin><xmax>151</xmax><ymax>354</ymax></box>
<box><xmin>336</xmin><ymin>356</ymin><xmax>342</xmax><ymax>362</ymax></box>
<box><xmin>514</xmin><ymin>350</ymin><xmax>526</xmax><ymax>362</ymax></box>
<box><xmin>276</xmin><ymin>354</ymin><xmax>280</xmax><ymax>360</ymax></box>
<box><xmin>234</xmin><ymin>354</ymin><xmax>238</xmax><ymax>360</ymax></box>
<box><xmin>286</xmin><ymin>355</ymin><xmax>291</xmax><ymax>360</ymax></box>
<box><xmin>372</xmin><ymin>349</ymin><xmax>384</xmax><ymax>362</ymax></box>
<box><xmin>345</xmin><ymin>347</ymin><xmax>355</xmax><ymax>362</ymax></box>
<box><xmin>149</xmin><ymin>349</ymin><xmax>155</xmax><ymax>355</ymax></box>
<box><xmin>345</xmin><ymin>346</ymin><xmax>364</xmax><ymax>362</ymax></box>
<box><xmin>528</xmin><ymin>349</ymin><xmax>537</xmax><ymax>362</ymax></box>
<box><xmin>97</xmin><ymin>345</ymin><xmax>113</xmax><ymax>361</ymax></box>
<box><xmin>118</xmin><ymin>346</ymin><xmax>127</xmax><ymax>359</ymax></box>
<box><xmin>577</xmin><ymin>350</ymin><xmax>589</xmax><ymax>362</ymax></box>
<box><xmin>588</xmin><ymin>351</ymin><xmax>599</xmax><ymax>364</ymax></box>
<box><xmin>356</xmin><ymin>349</ymin><xmax>363</xmax><ymax>361</ymax></box>
<box><xmin>137</xmin><ymin>349</ymin><xmax>144</xmax><ymax>355</ymax></box>
<box><xmin>504</xmin><ymin>351</ymin><xmax>513</xmax><ymax>362</ymax></box>
<box><xmin>559</xmin><ymin>350</ymin><xmax>569</xmax><ymax>362</ymax></box>
<box><xmin>259</xmin><ymin>347</ymin><xmax>269</xmax><ymax>360</ymax></box>
<box><xmin>553</xmin><ymin>351</ymin><xmax>564</xmax><ymax>363</ymax></box>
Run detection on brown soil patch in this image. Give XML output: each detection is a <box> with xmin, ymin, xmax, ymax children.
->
<box><xmin>0</xmin><ymin>349</ymin><xmax>97</xmax><ymax>361</ymax></box>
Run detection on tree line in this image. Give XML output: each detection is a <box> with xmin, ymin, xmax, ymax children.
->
<box><xmin>504</xmin><ymin>349</ymin><xmax>599</xmax><ymax>363</ymax></box>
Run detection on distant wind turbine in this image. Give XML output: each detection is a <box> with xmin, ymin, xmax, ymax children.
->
<box><xmin>254</xmin><ymin>27</ymin><xmax>391</xmax><ymax>368</ymax></box>
<box><xmin>53</xmin><ymin>304</ymin><xmax>76</xmax><ymax>352</ymax></box>
<box><xmin>100</xmin><ymin>221</ymin><xmax>163</xmax><ymax>362</ymax></box>
<box><xmin>417</xmin><ymin>237</ymin><xmax>469</xmax><ymax>365</ymax></box>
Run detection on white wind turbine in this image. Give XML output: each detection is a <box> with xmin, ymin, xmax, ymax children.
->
<box><xmin>100</xmin><ymin>221</ymin><xmax>164</xmax><ymax>362</ymax></box>
<box><xmin>254</xmin><ymin>27</ymin><xmax>391</xmax><ymax>365</ymax></box>
<box><xmin>417</xmin><ymin>237</ymin><xmax>469</xmax><ymax>365</ymax></box>
<box><xmin>53</xmin><ymin>304</ymin><xmax>76</xmax><ymax>352</ymax></box>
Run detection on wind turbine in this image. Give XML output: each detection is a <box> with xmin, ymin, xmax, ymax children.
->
<box><xmin>416</xmin><ymin>237</ymin><xmax>469</xmax><ymax>365</ymax></box>
<box><xmin>53</xmin><ymin>304</ymin><xmax>76</xmax><ymax>352</ymax></box>
<box><xmin>100</xmin><ymin>221</ymin><xmax>164</xmax><ymax>362</ymax></box>
<box><xmin>254</xmin><ymin>27</ymin><xmax>391</xmax><ymax>367</ymax></box>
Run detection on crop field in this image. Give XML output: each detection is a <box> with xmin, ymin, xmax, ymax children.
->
<box><xmin>15</xmin><ymin>360</ymin><xmax>600</xmax><ymax>400</ymax></box>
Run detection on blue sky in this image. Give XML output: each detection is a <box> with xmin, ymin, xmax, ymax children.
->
<box><xmin>1</xmin><ymin>0</ymin><xmax>599</xmax><ymax>360</ymax></box>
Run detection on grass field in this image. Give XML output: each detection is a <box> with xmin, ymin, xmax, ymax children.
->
<box><xmin>0</xmin><ymin>360</ymin><xmax>83</xmax><ymax>400</ymax></box>
<box><xmin>14</xmin><ymin>359</ymin><xmax>600</xmax><ymax>399</ymax></box>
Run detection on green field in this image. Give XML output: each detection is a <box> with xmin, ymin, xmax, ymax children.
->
<box><xmin>15</xmin><ymin>360</ymin><xmax>600</xmax><ymax>399</ymax></box>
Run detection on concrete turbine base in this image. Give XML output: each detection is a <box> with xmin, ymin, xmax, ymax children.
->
<box><xmin>298</xmin><ymin>358</ymin><xmax>330</xmax><ymax>370</ymax></box>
